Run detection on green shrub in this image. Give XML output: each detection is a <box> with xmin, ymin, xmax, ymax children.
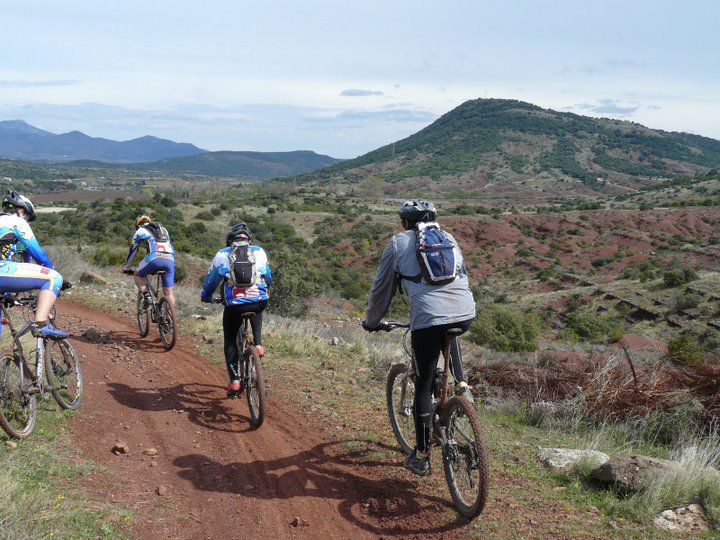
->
<box><xmin>663</xmin><ymin>267</ymin><xmax>698</xmax><ymax>287</ymax></box>
<box><xmin>470</xmin><ymin>305</ymin><xmax>539</xmax><ymax>352</ymax></box>
<box><xmin>88</xmin><ymin>245</ymin><xmax>127</xmax><ymax>267</ymax></box>
<box><xmin>667</xmin><ymin>332</ymin><xmax>702</xmax><ymax>365</ymax></box>
<box><xmin>564</xmin><ymin>312</ymin><xmax>622</xmax><ymax>343</ymax></box>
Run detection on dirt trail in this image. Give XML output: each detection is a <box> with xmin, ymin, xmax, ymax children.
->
<box><xmin>60</xmin><ymin>300</ymin><xmax>467</xmax><ymax>539</ymax></box>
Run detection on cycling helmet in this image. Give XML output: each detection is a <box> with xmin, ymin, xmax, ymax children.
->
<box><xmin>134</xmin><ymin>215</ymin><xmax>152</xmax><ymax>228</ymax></box>
<box><xmin>398</xmin><ymin>198</ymin><xmax>436</xmax><ymax>223</ymax></box>
<box><xmin>2</xmin><ymin>190</ymin><xmax>36</xmax><ymax>222</ymax></box>
<box><xmin>226</xmin><ymin>223</ymin><xmax>252</xmax><ymax>246</ymax></box>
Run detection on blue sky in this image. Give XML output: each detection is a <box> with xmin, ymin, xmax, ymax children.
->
<box><xmin>1</xmin><ymin>0</ymin><xmax>718</xmax><ymax>158</ymax></box>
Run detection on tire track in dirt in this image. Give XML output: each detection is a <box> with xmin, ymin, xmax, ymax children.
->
<box><xmin>60</xmin><ymin>300</ymin><xmax>471</xmax><ymax>539</ymax></box>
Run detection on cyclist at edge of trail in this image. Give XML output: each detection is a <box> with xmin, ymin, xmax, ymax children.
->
<box><xmin>0</xmin><ymin>190</ymin><xmax>69</xmax><ymax>338</ymax></box>
<box><xmin>122</xmin><ymin>214</ymin><xmax>176</xmax><ymax>309</ymax></box>
<box><xmin>200</xmin><ymin>223</ymin><xmax>272</xmax><ymax>397</ymax></box>
<box><xmin>362</xmin><ymin>198</ymin><xmax>476</xmax><ymax>476</ymax></box>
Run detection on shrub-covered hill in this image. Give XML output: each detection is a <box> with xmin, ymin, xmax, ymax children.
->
<box><xmin>134</xmin><ymin>150</ymin><xmax>342</xmax><ymax>178</ymax></box>
<box><xmin>293</xmin><ymin>99</ymin><xmax>720</xmax><ymax>201</ymax></box>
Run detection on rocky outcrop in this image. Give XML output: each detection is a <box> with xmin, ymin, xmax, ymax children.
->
<box><xmin>592</xmin><ymin>455</ymin><xmax>680</xmax><ymax>493</ymax></box>
<box><xmin>537</xmin><ymin>448</ymin><xmax>610</xmax><ymax>472</ymax></box>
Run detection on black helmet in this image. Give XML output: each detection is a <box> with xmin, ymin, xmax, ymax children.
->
<box><xmin>226</xmin><ymin>223</ymin><xmax>252</xmax><ymax>246</ymax></box>
<box><xmin>2</xmin><ymin>190</ymin><xmax>36</xmax><ymax>222</ymax></box>
<box><xmin>398</xmin><ymin>198</ymin><xmax>436</xmax><ymax>223</ymax></box>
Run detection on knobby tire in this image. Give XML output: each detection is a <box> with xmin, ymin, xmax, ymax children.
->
<box><xmin>386</xmin><ymin>363</ymin><xmax>416</xmax><ymax>455</ymax></box>
<box><xmin>441</xmin><ymin>396</ymin><xmax>489</xmax><ymax>518</ymax></box>
<box><xmin>245</xmin><ymin>347</ymin><xmax>266</xmax><ymax>427</ymax></box>
<box><xmin>0</xmin><ymin>354</ymin><xmax>37</xmax><ymax>438</ymax></box>
<box><xmin>45</xmin><ymin>340</ymin><xmax>83</xmax><ymax>410</ymax></box>
<box><xmin>157</xmin><ymin>297</ymin><xmax>177</xmax><ymax>351</ymax></box>
<box><xmin>136</xmin><ymin>293</ymin><xmax>150</xmax><ymax>337</ymax></box>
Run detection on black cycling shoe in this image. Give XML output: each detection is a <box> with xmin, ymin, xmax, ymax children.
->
<box><xmin>404</xmin><ymin>449</ymin><xmax>430</xmax><ymax>477</ymax></box>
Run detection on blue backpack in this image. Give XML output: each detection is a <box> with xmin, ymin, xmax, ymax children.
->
<box><xmin>414</xmin><ymin>222</ymin><xmax>458</xmax><ymax>285</ymax></box>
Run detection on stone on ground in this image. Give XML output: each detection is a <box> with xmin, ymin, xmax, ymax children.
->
<box><xmin>80</xmin><ymin>270</ymin><xmax>108</xmax><ymax>284</ymax></box>
<box><xmin>592</xmin><ymin>454</ymin><xmax>680</xmax><ymax>493</ymax></box>
<box><xmin>537</xmin><ymin>447</ymin><xmax>610</xmax><ymax>472</ymax></box>
<box><xmin>653</xmin><ymin>504</ymin><xmax>710</xmax><ymax>533</ymax></box>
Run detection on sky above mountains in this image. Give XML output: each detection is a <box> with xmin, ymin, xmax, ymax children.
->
<box><xmin>1</xmin><ymin>0</ymin><xmax>718</xmax><ymax>158</ymax></box>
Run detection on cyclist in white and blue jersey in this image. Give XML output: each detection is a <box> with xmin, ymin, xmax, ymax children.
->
<box><xmin>201</xmin><ymin>223</ymin><xmax>272</xmax><ymax>396</ymax></box>
<box><xmin>0</xmin><ymin>190</ymin><xmax>68</xmax><ymax>339</ymax></box>
<box><xmin>122</xmin><ymin>214</ymin><xmax>176</xmax><ymax>309</ymax></box>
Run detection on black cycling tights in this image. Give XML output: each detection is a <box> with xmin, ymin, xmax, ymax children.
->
<box><xmin>411</xmin><ymin>319</ymin><xmax>474</xmax><ymax>453</ymax></box>
<box><xmin>222</xmin><ymin>301</ymin><xmax>267</xmax><ymax>381</ymax></box>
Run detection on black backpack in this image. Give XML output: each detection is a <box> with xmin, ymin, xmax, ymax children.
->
<box><xmin>144</xmin><ymin>221</ymin><xmax>170</xmax><ymax>242</ymax></box>
<box><xmin>228</xmin><ymin>241</ymin><xmax>258</xmax><ymax>288</ymax></box>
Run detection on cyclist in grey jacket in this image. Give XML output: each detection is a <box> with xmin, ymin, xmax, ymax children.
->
<box><xmin>363</xmin><ymin>198</ymin><xmax>476</xmax><ymax>476</ymax></box>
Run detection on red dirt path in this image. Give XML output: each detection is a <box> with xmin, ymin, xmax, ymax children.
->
<box><xmin>60</xmin><ymin>300</ymin><xmax>472</xmax><ymax>539</ymax></box>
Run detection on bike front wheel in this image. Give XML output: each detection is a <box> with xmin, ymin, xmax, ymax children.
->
<box><xmin>0</xmin><ymin>354</ymin><xmax>37</xmax><ymax>438</ymax></box>
<box><xmin>441</xmin><ymin>396</ymin><xmax>489</xmax><ymax>519</ymax></box>
<box><xmin>245</xmin><ymin>348</ymin><xmax>266</xmax><ymax>427</ymax></box>
<box><xmin>386</xmin><ymin>363</ymin><xmax>416</xmax><ymax>455</ymax></box>
<box><xmin>136</xmin><ymin>293</ymin><xmax>150</xmax><ymax>337</ymax></box>
<box><xmin>157</xmin><ymin>297</ymin><xmax>177</xmax><ymax>351</ymax></box>
<box><xmin>45</xmin><ymin>340</ymin><xmax>83</xmax><ymax>410</ymax></box>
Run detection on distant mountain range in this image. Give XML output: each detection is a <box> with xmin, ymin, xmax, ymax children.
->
<box><xmin>131</xmin><ymin>150</ymin><xmax>342</xmax><ymax>178</ymax></box>
<box><xmin>295</xmin><ymin>99</ymin><xmax>720</xmax><ymax>200</ymax></box>
<box><xmin>0</xmin><ymin>120</ymin><xmax>342</xmax><ymax>178</ymax></box>
<box><xmin>0</xmin><ymin>120</ymin><xmax>205</xmax><ymax>162</ymax></box>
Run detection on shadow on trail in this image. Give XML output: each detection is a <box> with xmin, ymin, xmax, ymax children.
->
<box><xmin>174</xmin><ymin>440</ymin><xmax>470</xmax><ymax>537</ymax></box>
<box><xmin>106</xmin><ymin>381</ymin><xmax>255</xmax><ymax>433</ymax></box>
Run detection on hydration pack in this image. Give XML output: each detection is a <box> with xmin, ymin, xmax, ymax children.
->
<box><xmin>413</xmin><ymin>222</ymin><xmax>458</xmax><ymax>285</ymax></box>
<box><xmin>228</xmin><ymin>241</ymin><xmax>258</xmax><ymax>288</ymax></box>
<box><xmin>144</xmin><ymin>221</ymin><xmax>170</xmax><ymax>242</ymax></box>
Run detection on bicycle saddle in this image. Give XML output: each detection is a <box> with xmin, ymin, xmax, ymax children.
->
<box><xmin>240</xmin><ymin>312</ymin><xmax>257</xmax><ymax>319</ymax></box>
<box><xmin>443</xmin><ymin>327</ymin><xmax>466</xmax><ymax>337</ymax></box>
<box><xmin>155</xmin><ymin>270</ymin><xmax>168</xmax><ymax>275</ymax></box>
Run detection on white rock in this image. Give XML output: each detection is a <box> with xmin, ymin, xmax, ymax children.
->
<box><xmin>538</xmin><ymin>447</ymin><xmax>610</xmax><ymax>471</ymax></box>
<box><xmin>653</xmin><ymin>504</ymin><xmax>709</xmax><ymax>533</ymax></box>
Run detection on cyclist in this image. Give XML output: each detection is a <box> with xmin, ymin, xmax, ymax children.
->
<box><xmin>122</xmin><ymin>215</ymin><xmax>176</xmax><ymax>309</ymax></box>
<box><xmin>200</xmin><ymin>223</ymin><xmax>272</xmax><ymax>397</ymax></box>
<box><xmin>0</xmin><ymin>190</ymin><xmax>68</xmax><ymax>338</ymax></box>
<box><xmin>362</xmin><ymin>199</ymin><xmax>476</xmax><ymax>476</ymax></box>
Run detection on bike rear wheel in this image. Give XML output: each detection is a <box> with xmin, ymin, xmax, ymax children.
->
<box><xmin>386</xmin><ymin>363</ymin><xmax>416</xmax><ymax>455</ymax></box>
<box><xmin>245</xmin><ymin>347</ymin><xmax>266</xmax><ymax>427</ymax></box>
<box><xmin>157</xmin><ymin>297</ymin><xmax>177</xmax><ymax>351</ymax></box>
<box><xmin>441</xmin><ymin>396</ymin><xmax>489</xmax><ymax>519</ymax></box>
<box><xmin>136</xmin><ymin>293</ymin><xmax>150</xmax><ymax>337</ymax></box>
<box><xmin>0</xmin><ymin>354</ymin><xmax>37</xmax><ymax>438</ymax></box>
<box><xmin>45</xmin><ymin>340</ymin><xmax>83</xmax><ymax>410</ymax></box>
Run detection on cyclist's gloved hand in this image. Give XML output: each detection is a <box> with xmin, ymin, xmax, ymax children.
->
<box><xmin>362</xmin><ymin>320</ymin><xmax>378</xmax><ymax>332</ymax></box>
<box><xmin>121</xmin><ymin>268</ymin><xmax>134</xmax><ymax>275</ymax></box>
<box><xmin>61</xmin><ymin>281</ymin><xmax>73</xmax><ymax>291</ymax></box>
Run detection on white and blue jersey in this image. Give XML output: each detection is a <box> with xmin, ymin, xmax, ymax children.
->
<box><xmin>201</xmin><ymin>245</ymin><xmax>272</xmax><ymax>305</ymax></box>
<box><xmin>0</xmin><ymin>213</ymin><xmax>54</xmax><ymax>267</ymax></box>
<box><xmin>0</xmin><ymin>213</ymin><xmax>63</xmax><ymax>296</ymax></box>
<box><xmin>124</xmin><ymin>225</ymin><xmax>175</xmax><ymax>267</ymax></box>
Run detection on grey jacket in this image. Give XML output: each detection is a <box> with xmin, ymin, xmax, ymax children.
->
<box><xmin>365</xmin><ymin>228</ymin><xmax>476</xmax><ymax>331</ymax></box>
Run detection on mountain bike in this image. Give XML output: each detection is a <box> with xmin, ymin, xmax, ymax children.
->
<box><xmin>0</xmin><ymin>292</ymin><xmax>83</xmax><ymax>439</ymax></box>
<box><xmin>134</xmin><ymin>271</ymin><xmax>177</xmax><ymax>351</ymax></box>
<box><xmin>382</xmin><ymin>320</ymin><xmax>489</xmax><ymax>518</ymax></box>
<box><xmin>213</xmin><ymin>298</ymin><xmax>266</xmax><ymax>427</ymax></box>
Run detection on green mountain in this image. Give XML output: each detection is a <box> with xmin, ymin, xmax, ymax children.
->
<box><xmin>294</xmin><ymin>99</ymin><xmax>720</xmax><ymax>201</ymax></box>
<box><xmin>134</xmin><ymin>150</ymin><xmax>342</xmax><ymax>178</ymax></box>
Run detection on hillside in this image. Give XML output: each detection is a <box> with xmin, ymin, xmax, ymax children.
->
<box><xmin>294</xmin><ymin>99</ymin><xmax>720</xmax><ymax>203</ymax></box>
<box><xmin>134</xmin><ymin>150</ymin><xmax>343</xmax><ymax>178</ymax></box>
<box><xmin>0</xmin><ymin>120</ymin><xmax>205</xmax><ymax>162</ymax></box>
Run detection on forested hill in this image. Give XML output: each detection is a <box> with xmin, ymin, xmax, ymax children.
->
<box><xmin>134</xmin><ymin>150</ymin><xmax>342</xmax><ymax>178</ymax></box>
<box><xmin>292</xmin><ymin>99</ymin><xmax>720</xmax><ymax>200</ymax></box>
